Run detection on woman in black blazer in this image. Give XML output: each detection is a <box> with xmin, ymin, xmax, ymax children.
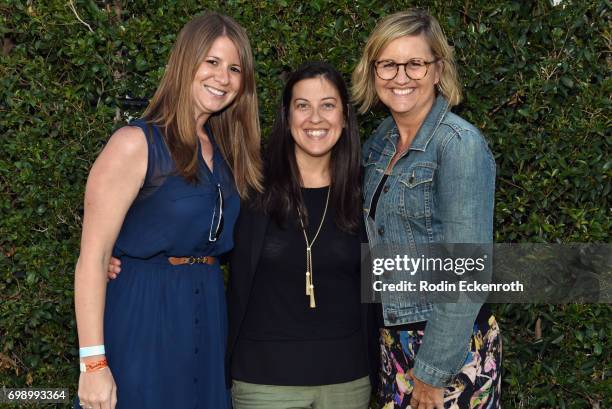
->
<box><xmin>227</xmin><ymin>62</ymin><xmax>375</xmax><ymax>409</ymax></box>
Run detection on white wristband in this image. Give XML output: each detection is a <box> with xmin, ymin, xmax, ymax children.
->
<box><xmin>79</xmin><ymin>345</ymin><xmax>105</xmax><ymax>358</ymax></box>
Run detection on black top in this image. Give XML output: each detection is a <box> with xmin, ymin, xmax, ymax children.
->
<box><xmin>231</xmin><ymin>186</ymin><xmax>369</xmax><ymax>385</ymax></box>
<box><xmin>369</xmin><ymin>173</ymin><xmax>389</xmax><ymax>221</ymax></box>
<box><xmin>369</xmin><ymin>174</ymin><xmax>492</xmax><ymax>330</ymax></box>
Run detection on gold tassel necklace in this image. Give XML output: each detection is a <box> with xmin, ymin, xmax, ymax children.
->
<box><xmin>298</xmin><ymin>186</ymin><xmax>330</xmax><ymax>309</ymax></box>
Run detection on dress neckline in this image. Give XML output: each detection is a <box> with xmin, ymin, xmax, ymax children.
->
<box><xmin>197</xmin><ymin>124</ymin><xmax>218</xmax><ymax>175</ymax></box>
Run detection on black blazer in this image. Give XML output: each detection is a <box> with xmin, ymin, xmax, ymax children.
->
<box><xmin>224</xmin><ymin>200</ymin><xmax>380</xmax><ymax>389</ymax></box>
<box><xmin>225</xmin><ymin>200</ymin><xmax>268</xmax><ymax>388</ymax></box>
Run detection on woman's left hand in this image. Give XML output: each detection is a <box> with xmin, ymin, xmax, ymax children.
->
<box><xmin>408</xmin><ymin>368</ymin><xmax>444</xmax><ymax>409</ymax></box>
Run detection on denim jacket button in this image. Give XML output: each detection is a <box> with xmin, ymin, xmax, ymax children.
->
<box><xmin>387</xmin><ymin>312</ymin><xmax>397</xmax><ymax>322</ymax></box>
<box><xmin>383</xmin><ymin>185</ymin><xmax>389</xmax><ymax>193</ymax></box>
<box><xmin>378</xmin><ymin>227</ymin><xmax>385</xmax><ymax>236</ymax></box>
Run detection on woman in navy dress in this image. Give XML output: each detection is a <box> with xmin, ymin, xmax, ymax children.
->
<box><xmin>74</xmin><ymin>12</ymin><xmax>262</xmax><ymax>409</ymax></box>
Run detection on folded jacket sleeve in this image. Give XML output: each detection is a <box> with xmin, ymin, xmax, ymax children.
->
<box><xmin>412</xmin><ymin>129</ymin><xmax>496</xmax><ymax>387</ymax></box>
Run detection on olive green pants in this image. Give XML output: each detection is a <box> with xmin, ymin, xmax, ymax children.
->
<box><xmin>232</xmin><ymin>376</ymin><xmax>371</xmax><ymax>409</ymax></box>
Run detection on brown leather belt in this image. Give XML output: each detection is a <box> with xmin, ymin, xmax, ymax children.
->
<box><xmin>168</xmin><ymin>256</ymin><xmax>217</xmax><ymax>266</ymax></box>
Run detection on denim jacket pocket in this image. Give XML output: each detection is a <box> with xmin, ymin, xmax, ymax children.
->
<box><xmin>397</xmin><ymin>163</ymin><xmax>436</xmax><ymax>219</ymax></box>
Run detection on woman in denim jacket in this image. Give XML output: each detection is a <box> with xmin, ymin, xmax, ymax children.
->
<box><xmin>352</xmin><ymin>9</ymin><xmax>501</xmax><ymax>409</ymax></box>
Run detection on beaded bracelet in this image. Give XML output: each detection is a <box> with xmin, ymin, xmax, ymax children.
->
<box><xmin>79</xmin><ymin>358</ymin><xmax>108</xmax><ymax>373</ymax></box>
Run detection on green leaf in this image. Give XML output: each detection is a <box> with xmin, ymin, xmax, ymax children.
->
<box><xmin>560</xmin><ymin>76</ymin><xmax>574</xmax><ymax>88</ymax></box>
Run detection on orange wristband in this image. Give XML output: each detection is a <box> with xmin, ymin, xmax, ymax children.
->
<box><xmin>79</xmin><ymin>358</ymin><xmax>108</xmax><ymax>373</ymax></box>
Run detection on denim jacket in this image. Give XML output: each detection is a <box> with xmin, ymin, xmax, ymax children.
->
<box><xmin>362</xmin><ymin>95</ymin><xmax>496</xmax><ymax>387</ymax></box>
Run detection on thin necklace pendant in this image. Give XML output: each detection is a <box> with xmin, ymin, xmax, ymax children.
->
<box><xmin>309</xmin><ymin>284</ymin><xmax>316</xmax><ymax>308</ymax></box>
<box><xmin>305</xmin><ymin>247</ymin><xmax>311</xmax><ymax>295</ymax></box>
<box><xmin>298</xmin><ymin>187</ymin><xmax>330</xmax><ymax>309</ymax></box>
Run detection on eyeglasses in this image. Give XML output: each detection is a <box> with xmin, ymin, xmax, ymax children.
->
<box><xmin>208</xmin><ymin>183</ymin><xmax>223</xmax><ymax>242</ymax></box>
<box><xmin>374</xmin><ymin>58</ymin><xmax>439</xmax><ymax>81</ymax></box>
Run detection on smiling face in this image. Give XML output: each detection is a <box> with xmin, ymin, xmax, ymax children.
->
<box><xmin>289</xmin><ymin>76</ymin><xmax>345</xmax><ymax>165</ymax></box>
<box><xmin>374</xmin><ymin>34</ymin><xmax>441</xmax><ymax>121</ymax></box>
<box><xmin>191</xmin><ymin>36</ymin><xmax>242</xmax><ymax>119</ymax></box>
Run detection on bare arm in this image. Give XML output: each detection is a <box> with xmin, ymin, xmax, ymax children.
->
<box><xmin>74</xmin><ymin>125</ymin><xmax>147</xmax><ymax>408</ymax></box>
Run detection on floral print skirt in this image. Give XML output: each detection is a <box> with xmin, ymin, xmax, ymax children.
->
<box><xmin>376</xmin><ymin>315</ymin><xmax>502</xmax><ymax>409</ymax></box>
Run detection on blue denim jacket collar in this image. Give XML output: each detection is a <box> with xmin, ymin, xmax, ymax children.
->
<box><xmin>383</xmin><ymin>95</ymin><xmax>450</xmax><ymax>152</ymax></box>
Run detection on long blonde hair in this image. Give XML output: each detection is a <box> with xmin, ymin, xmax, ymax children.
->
<box><xmin>143</xmin><ymin>12</ymin><xmax>262</xmax><ymax>198</ymax></box>
<box><xmin>352</xmin><ymin>8</ymin><xmax>462</xmax><ymax>114</ymax></box>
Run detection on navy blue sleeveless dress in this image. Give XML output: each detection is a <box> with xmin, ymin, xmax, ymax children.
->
<box><xmin>77</xmin><ymin>120</ymin><xmax>238</xmax><ymax>409</ymax></box>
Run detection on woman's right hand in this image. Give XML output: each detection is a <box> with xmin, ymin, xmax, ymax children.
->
<box><xmin>107</xmin><ymin>257</ymin><xmax>122</xmax><ymax>280</ymax></box>
<box><xmin>78</xmin><ymin>364</ymin><xmax>117</xmax><ymax>409</ymax></box>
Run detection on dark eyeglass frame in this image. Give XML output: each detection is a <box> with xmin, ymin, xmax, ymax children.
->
<box><xmin>208</xmin><ymin>183</ymin><xmax>223</xmax><ymax>242</ymax></box>
<box><xmin>374</xmin><ymin>58</ymin><xmax>440</xmax><ymax>81</ymax></box>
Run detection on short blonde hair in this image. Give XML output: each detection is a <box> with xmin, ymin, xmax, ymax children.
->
<box><xmin>352</xmin><ymin>8</ymin><xmax>462</xmax><ymax>113</ymax></box>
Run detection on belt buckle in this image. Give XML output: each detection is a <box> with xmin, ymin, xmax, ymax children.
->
<box><xmin>188</xmin><ymin>256</ymin><xmax>208</xmax><ymax>264</ymax></box>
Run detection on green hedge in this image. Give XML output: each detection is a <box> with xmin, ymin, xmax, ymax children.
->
<box><xmin>1</xmin><ymin>1</ymin><xmax>609</xmax><ymax>408</ymax></box>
